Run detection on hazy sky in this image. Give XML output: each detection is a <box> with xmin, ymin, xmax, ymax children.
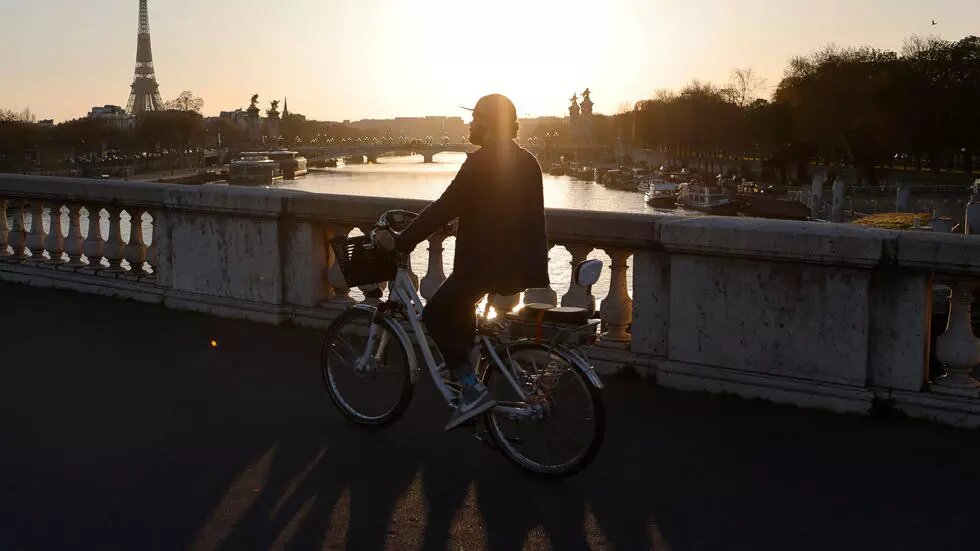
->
<box><xmin>1</xmin><ymin>0</ymin><xmax>976</xmax><ymax>122</ymax></box>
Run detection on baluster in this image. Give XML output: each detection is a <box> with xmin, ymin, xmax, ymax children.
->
<box><xmin>44</xmin><ymin>203</ymin><xmax>66</xmax><ymax>264</ymax></box>
<box><xmin>524</xmin><ymin>243</ymin><xmax>558</xmax><ymax>306</ymax></box>
<box><xmin>560</xmin><ymin>243</ymin><xmax>596</xmax><ymax>312</ymax></box>
<box><xmin>147</xmin><ymin>208</ymin><xmax>166</xmax><ymax>278</ymax></box>
<box><xmin>25</xmin><ymin>200</ymin><xmax>47</xmax><ymax>262</ymax></box>
<box><xmin>64</xmin><ymin>203</ymin><xmax>85</xmax><ymax>266</ymax></box>
<box><xmin>932</xmin><ymin>279</ymin><xmax>980</xmax><ymax>396</ymax></box>
<box><xmin>124</xmin><ymin>208</ymin><xmax>147</xmax><ymax>275</ymax></box>
<box><xmin>6</xmin><ymin>199</ymin><xmax>26</xmax><ymax>260</ymax></box>
<box><xmin>82</xmin><ymin>205</ymin><xmax>105</xmax><ymax>270</ymax></box>
<box><xmin>0</xmin><ymin>199</ymin><xmax>9</xmax><ymax>257</ymax></box>
<box><xmin>419</xmin><ymin>231</ymin><xmax>448</xmax><ymax>300</ymax></box>
<box><xmin>598</xmin><ymin>248</ymin><xmax>633</xmax><ymax>349</ymax></box>
<box><xmin>490</xmin><ymin>293</ymin><xmax>520</xmax><ymax>317</ymax></box>
<box><xmin>103</xmin><ymin>206</ymin><xmax>126</xmax><ymax>272</ymax></box>
<box><xmin>326</xmin><ymin>225</ymin><xmax>354</xmax><ymax>303</ymax></box>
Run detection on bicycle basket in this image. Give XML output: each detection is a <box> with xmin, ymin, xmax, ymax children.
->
<box><xmin>330</xmin><ymin>235</ymin><xmax>397</xmax><ymax>287</ymax></box>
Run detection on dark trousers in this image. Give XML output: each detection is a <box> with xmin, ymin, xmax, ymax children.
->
<box><xmin>422</xmin><ymin>274</ymin><xmax>488</xmax><ymax>379</ymax></box>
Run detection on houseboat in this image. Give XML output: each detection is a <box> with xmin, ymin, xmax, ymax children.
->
<box><xmin>229</xmin><ymin>155</ymin><xmax>283</xmax><ymax>186</ymax></box>
<box><xmin>677</xmin><ymin>183</ymin><xmax>739</xmax><ymax>214</ymax></box>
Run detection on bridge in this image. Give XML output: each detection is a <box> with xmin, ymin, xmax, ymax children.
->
<box><xmin>2</xmin><ymin>174</ymin><xmax>980</xmax><ymax>548</ymax></box>
<box><xmin>297</xmin><ymin>143</ymin><xmax>613</xmax><ymax>165</ymax></box>
<box><xmin>298</xmin><ymin>143</ymin><xmax>477</xmax><ymax>164</ymax></box>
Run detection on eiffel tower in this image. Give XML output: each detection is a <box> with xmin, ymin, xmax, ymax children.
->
<box><xmin>126</xmin><ymin>0</ymin><xmax>163</xmax><ymax>115</ymax></box>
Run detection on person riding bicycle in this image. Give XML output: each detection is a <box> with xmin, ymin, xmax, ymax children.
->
<box><xmin>377</xmin><ymin>94</ymin><xmax>549</xmax><ymax>430</ymax></box>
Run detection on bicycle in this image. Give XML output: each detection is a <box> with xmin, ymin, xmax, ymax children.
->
<box><xmin>320</xmin><ymin>209</ymin><xmax>605</xmax><ymax>477</ymax></box>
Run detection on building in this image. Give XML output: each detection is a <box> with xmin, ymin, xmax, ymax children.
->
<box><xmin>87</xmin><ymin>105</ymin><xmax>133</xmax><ymax>129</ymax></box>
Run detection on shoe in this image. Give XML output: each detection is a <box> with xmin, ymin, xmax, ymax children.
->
<box><xmin>445</xmin><ymin>382</ymin><xmax>496</xmax><ymax>431</ymax></box>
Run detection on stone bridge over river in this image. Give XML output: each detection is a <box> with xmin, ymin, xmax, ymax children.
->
<box><xmin>2</xmin><ymin>174</ymin><xmax>980</xmax><ymax>549</ymax></box>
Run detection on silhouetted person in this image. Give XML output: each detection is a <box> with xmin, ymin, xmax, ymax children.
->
<box><xmin>378</xmin><ymin>94</ymin><xmax>549</xmax><ymax>430</ymax></box>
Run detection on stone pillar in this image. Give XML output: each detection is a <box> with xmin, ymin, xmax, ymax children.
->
<box><xmin>831</xmin><ymin>177</ymin><xmax>845</xmax><ymax>222</ymax></box>
<box><xmin>44</xmin><ymin>203</ymin><xmax>65</xmax><ymax>264</ymax></box>
<box><xmin>64</xmin><ymin>203</ymin><xmax>85</xmax><ymax>267</ymax></box>
<box><xmin>599</xmin><ymin>249</ymin><xmax>633</xmax><ymax>348</ymax></box>
<box><xmin>125</xmin><ymin>209</ymin><xmax>148</xmax><ymax>275</ymax></box>
<box><xmin>895</xmin><ymin>184</ymin><xmax>911</xmax><ymax>213</ymax></box>
<box><xmin>6</xmin><ymin>199</ymin><xmax>26</xmax><ymax>259</ymax></box>
<box><xmin>0</xmin><ymin>199</ymin><xmax>9</xmax><ymax>257</ymax></box>
<box><xmin>560</xmin><ymin>244</ymin><xmax>596</xmax><ymax>312</ymax></box>
<box><xmin>524</xmin><ymin>244</ymin><xmax>558</xmax><ymax>306</ymax></box>
<box><xmin>25</xmin><ymin>200</ymin><xmax>47</xmax><ymax>262</ymax></box>
<box><xmin>103</xmin><ymin>207</ymin><xmax>126</xmax><ymax>272</ymax></box>
<box><xmin>420</xmin><ymin>232</ymin><xmax>448</xmax><ymax>300</ymax></box>
<box><xmin>932</xmin><ymin>280</ymin><xmax>980</xmax><ymax>397</ymax></box>
<box><xmin>82</xmin><ymin>206</ymin><xmax>104</xmax><ymax>269</ymax></box>
<box><xmin>810</xmin><ymin>174</ymin><xmax>824</xmax><ymax>220</ymax></box>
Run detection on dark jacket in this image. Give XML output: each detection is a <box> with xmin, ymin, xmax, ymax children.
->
<box><xmin>396</xmin><ymin>139</ymin><xmax>549</xmax><ymax>295</ymax></box>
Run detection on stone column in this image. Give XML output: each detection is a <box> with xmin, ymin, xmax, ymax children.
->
<box><xmin>25</xmin><ymin>200</ymin><xmax>47</xmax><ymax>262</ymax></box>
<box><xmin>6</xmin><ymin>200</ymin><xmax>26</xmax><ymax>259</ymax></box>
<box><xmin>103</xmin><ymin>206</ymin><xmax>126</xmax><ymax>272</ymax></box>
<box><xmin>125</xmin><ymin>209</ymin><xmax>148</xmax><ymax>275</ymax></box>
<box><xmin>64</xmin><ymin>203</ymin><xmax>85</xmax><ymax>266</ymax></box>
<box><xmin>831</xmin><ymin>177</ymin><xmax>845</xmax><ymax>222</ymax></box>
<box><xmin>420</xmin><ymin>232</ymin><xmax>448</xmax><ymax>300</ymax></box>
<box><xmin>524</xmin><ymin>243</ymin><xmax>558</xmax><ymax>306</ymax></box>
<box><xmin>599</xmin><ymin>249</ymin><xmax>633</xmax><ymax>348</ymax></box>
<box><xmin>560</xmin><ymin>243</ymin><xmax>596</xmax><ymax>312</ymax></box>
<box><xmin>932</xmin><ymin>279</ymin><xmax>980</xmax><ymax>397</ymax></box>
<box><xmin>44</xmin><ymin>203</ymin><xmax>66</xmax><ymax>264</ymax></box>
<box><xmin>0</xmin><ymin>199</ymin><xmax>9</xmax><ymax>257</ymax></box>
<box><xmin>810</xmin><ymin>174</ymin><xmax>824</xmax><ymax>220</ymax></box>
<box><xmin>83</xmin><ymin>206</ymin><xmax>105</xmax><ymax>270</ymax></box>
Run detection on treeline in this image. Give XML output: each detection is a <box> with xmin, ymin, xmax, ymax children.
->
<box><xmin>0</xmin><ymin>110</ymin><xmax>210</xmax><ymax>171</ymax></box>
<box><xmin>622</xmin><ymin>35</ymin><xmax>980</xmax><ymax>185</ymax></box>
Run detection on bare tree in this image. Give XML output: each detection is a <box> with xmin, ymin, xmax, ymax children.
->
<box><xmin>728</xmin><ymin>68</ymin><xmax>767</xmax><ymax>107</ymax></box>
<box><xmin>0</xmin><ymin>107</ymin><xmax>36</xmax><ymax>123</ymax></box>
<box><xmin>164</xmin><ymin>91</ymin><xmax>204</xmax><ymax>113</ymax></box>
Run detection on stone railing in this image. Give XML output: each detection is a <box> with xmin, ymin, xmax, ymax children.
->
<box><xmin>2</xmin><ymin>174</ymin><xmax>979</xmax><ymax>428</ymax></box>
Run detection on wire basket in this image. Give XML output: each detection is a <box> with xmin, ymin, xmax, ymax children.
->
<box><xmin>330</xmin><ymin>235</ymin><xmax>397</xmax><ymax>288</ymax></box>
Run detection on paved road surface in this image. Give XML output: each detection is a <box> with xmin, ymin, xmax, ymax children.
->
<box><xmin>2</xmin><ymin>282</ymin><xmax>979</xmax><ymax>550</ymax></box>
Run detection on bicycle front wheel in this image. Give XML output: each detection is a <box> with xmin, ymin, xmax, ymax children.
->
<box><xmin>483</xmin><ymin>343</ymin><xmax>605</xmax><ymax>478</ymax></box>
<box><xmin>321</xmin><ymin>307</ymin><xmax>413</xmax><ymax>426</ymax></box>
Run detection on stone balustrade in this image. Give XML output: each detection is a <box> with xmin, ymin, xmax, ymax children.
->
<box><xmin>2</xmin><ymin>174</ymin><xmax>979</xmax><ymax>429</ymax></box>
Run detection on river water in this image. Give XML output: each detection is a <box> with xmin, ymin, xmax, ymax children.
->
<box><xmin>281</xmin><ymin>152</ymin><xmax>683</xmax><ymax>303</ymax></box>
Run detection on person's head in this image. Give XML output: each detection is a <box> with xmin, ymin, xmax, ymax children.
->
<box><xmin>468</xmin><ymin>94</ymin><xmax>519</xmax><ymax>146</ymax></box>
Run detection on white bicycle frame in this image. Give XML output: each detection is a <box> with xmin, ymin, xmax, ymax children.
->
<box><xmin>348</xmin><ymin>211</ymin><xmax>602</xmax><ymax>420</ymax></box>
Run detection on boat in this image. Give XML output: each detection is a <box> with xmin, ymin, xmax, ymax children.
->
<box><xmin>548</xmin><ymin>163</ymin><xmax>565</xmax><ymax>176</ymax></box>
<box><xmin>601</xmin><ymin>169</ymin><xmax>636</xmax><ymax>190</ymax></box>
<box><xmin>639</xmin><ymin>177</ymin><xmax>680</xmax><ymax>208</ymax></box>
<box><xmin>677</xmin><ymin>182</ymin><xmax>739</xmax><ymax>214</ymax></box>
<box><xmin>257</xmin><ymin>150</ymin><xmax>308</xmax><ymax>179</ymax></box>
<box><xmin>736</xmin><ymin>181</ymin><xmax>811</xmax><ymax>220</ymax></box>
<box><xmin>228</xmin><ymin>155</ymin><xmax>283</xmax><ymax>186</ymax></box>
<box><xmin>565</xmin><ymin>163</ymin><xmax>594</xmax><ymax>181</ymax></box>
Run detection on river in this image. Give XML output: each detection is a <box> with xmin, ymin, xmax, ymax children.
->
<box><xmin>280</xmin><ymin>152</ymin><xmax>685</xmax><ymax>303</ymax></box>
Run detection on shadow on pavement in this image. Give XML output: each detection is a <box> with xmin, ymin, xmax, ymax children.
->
<box><xmin>2</xmin><ymin>282</ymin><xmax>979</xmax><ymax>550</ymax></box>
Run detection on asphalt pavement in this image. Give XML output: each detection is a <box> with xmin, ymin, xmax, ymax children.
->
<box><xmin>2</xmin><ymin>282</ymin><xmax>980</xmax><ymax>550</ymax></box>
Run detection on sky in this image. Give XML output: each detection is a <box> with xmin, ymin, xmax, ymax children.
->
<box><xmin>1</xmin><ymin>0</ymin><xmax>977</xmax><ymax>123</ymax></box>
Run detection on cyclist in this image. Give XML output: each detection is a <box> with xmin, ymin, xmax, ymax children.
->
<box><xmin>377</xmin><ymin>94</ymin><xmax>550</xmax><ymax>430</ymax></box>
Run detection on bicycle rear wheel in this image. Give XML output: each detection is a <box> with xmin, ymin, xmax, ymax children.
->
<box><xmin>321</xmin><ymin>307</ymin><xmax>413</xmax><ymax>426</ymax></box>
<box><xmin>483</xmin><ymin>343</ymin><xmax>605</xmax><ymax>478</ymax></box>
